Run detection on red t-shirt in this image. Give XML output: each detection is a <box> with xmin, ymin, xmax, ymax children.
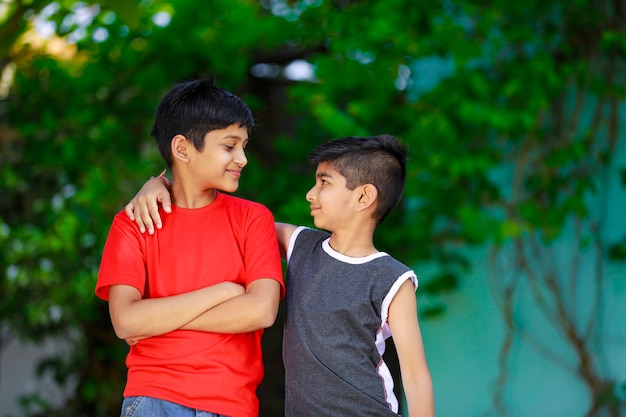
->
<box><xmin>96</xmin><ymin>192</ymin><xmax>284</xmax><ymax>417</ymax></box>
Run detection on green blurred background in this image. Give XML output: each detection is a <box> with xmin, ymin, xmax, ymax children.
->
<box><xmin>1</xmin><ymin>1</ymin><xmax>625</xmax><ymax>416</ymax></box>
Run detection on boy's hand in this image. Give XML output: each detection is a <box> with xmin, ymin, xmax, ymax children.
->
<box><xmin>126</xmin><ymin>336</ymin><xmax>145</xmax><ymax>346</ymax></box>
<box><xmin>124</xmin><ymin>176</ymin><xmax>172</xmax><ymax>234</ymax></box>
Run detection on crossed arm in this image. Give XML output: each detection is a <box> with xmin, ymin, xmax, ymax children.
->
<box><xmin>108</xmin><ymin>280</ymin><xmax>244</xmax><ymax>341</ymax></box>
<box><xmin>110</xmin><ymin>277</ymin><xmax>280</xmax><ymax>344</ymax></box>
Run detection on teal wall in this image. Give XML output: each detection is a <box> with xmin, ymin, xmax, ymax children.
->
<box><xmin>420</xmin><ymin>109</ymin><xmax>626</xmax><ymax>416</ymax></box>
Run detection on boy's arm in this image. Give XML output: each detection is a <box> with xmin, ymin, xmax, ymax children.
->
<box><xmin>108</xmin><ymin>281</ymin><xmax>244</xmax><ymax>341</ymax></box>
<box><xmin>124</xmin><ymin>176</ymin><xmax>172</xmax><ymax>234</ymax></box>
<box><xmin>181</xmin><ymin>278</ymin><xmax>281</xmax><ymax>333</ymax></box>
<box><xmin>275</xmin><ymin>222</ymin><xmax>298</xmax><ymax>259</ymax></box>
<box><xmin>388</xmin><ymin>280</ymin><xmax>435</xmax><ymax>417</ymax></box>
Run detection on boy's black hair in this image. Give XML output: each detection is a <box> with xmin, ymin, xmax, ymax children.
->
<box><xmin>308</xmin><ymin>134</ymin><xmax>407</xmax><ymax>224</ymax></box>
<box><xmin>151</xmin><ymin>77</ymin><xmax>254</xmax><ymax>167</ymax></box>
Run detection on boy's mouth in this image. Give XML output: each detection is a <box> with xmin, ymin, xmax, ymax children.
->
<box><xmin>227</xmin><ymin>169</ymin><xmax>242</xmax><ymax>179</ymax></box>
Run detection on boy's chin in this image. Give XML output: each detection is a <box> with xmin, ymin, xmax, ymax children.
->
<box><xmin>219</xmin><ymin>184</ymin><xmax>240</xmax><ymax>193</ymax></box>
<box><xmin>311</xmin><ymin>218</ymin><xmax>325</xmax><ymax>230</ymax></box>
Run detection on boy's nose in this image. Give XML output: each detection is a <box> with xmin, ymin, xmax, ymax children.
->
<box><xmin>305</xmin><ymin>187</ymin><xmax>315</xmax><ymax>202</ymax></box>
<box><xmin>234</xmin><ymin>149</ymin><xmax>247</xmax><ymax>166</ymax></box>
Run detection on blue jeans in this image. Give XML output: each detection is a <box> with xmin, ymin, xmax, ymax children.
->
<box><xmin>121</xmin><ymin>396</ymin><xmax>230</xmax><ymax>417</ymax></box>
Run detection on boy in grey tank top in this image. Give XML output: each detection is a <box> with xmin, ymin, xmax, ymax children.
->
<box><xmin>125</xmin><ymin>134</ymin><xmax>434</xmax><ymax>417</ymax></box>
<box><xmin>276</xmin><ymin>135</ymin><xmax>433</xmax><ymax>417</ymax></box>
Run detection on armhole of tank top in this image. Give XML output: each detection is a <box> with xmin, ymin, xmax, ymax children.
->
<box><xmin>380</xmin><ymin>270</ymin><xmax>417</xmax><ymax>324</ymax></box>
<box><xmin>286</xmin><ymin>226</ymin><xmax>308</xmax><ymax>263</ymax></box>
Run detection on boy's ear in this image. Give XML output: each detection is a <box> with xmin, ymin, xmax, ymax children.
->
<box><xmin>171</xmin><ymin>134</ymin><xmax>190</xmax><ymax>163</ymax></box>
<box><xmin>356</xmin><ymin>184</ymin><xmax>378</xmax><ymax>211</ymax></box>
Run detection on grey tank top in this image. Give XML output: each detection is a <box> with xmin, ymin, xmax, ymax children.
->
<box><xmin>283</xmin><ymin>227</ymin><xmax>417</xmax><ymax>417</ymax></box>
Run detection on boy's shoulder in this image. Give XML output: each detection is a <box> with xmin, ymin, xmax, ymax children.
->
<box><xmin>293</xmin><ymin>226</ymin><xmax>329</xmax><ymax>242</ymax></box>
<box><xmin>113</xmin><ymin>208</ymin><xmax>140</xmax><ymax>227</ymax></box>
<box><xmin>220</xmin><ymin>192</ymin><xmax>274</xmax><ymax>216</ymax></box>
<box><xmin>221</xmin><ymin>192</ymin><xmax>268</xmax><ymax>208</ymax></box>
<box><xmin>380</xmin><ymin>253</ymin><xmax>413</xmax><ymax>272</ymax></box>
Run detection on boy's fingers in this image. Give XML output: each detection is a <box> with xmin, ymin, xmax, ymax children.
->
<box><xmin>161</xmin><ymin>191</ymin><xmax>172</xmax><ymax>213</ymax></box>
<box><xmin>132</xmin><ymin>204</ymin><xmax>148</xmax><ymax>234</ymax></box>
<box><xmin>147</xmin><ymin>195</ymin><xmax>163</xmax><ymax>229</ymax></box>
<box><xmin>137</xmin><ymin>199</ymin><xmax>156</xmax><ymax>235</ymax></box>
<box><xmin>124</xmin><ymin>202</ymin><xmax>135</xmax><ymax>221</ymax></box>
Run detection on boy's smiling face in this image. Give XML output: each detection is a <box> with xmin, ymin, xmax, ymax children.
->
<box><xmin>306</xmin><ymin>162</ymin><xmax>361</xmax><ymax>231</ymax></box>
<box><xmin>187</xmin><ymin>123</ymin><xmax>249</xmax><ymax>193</ymax></box>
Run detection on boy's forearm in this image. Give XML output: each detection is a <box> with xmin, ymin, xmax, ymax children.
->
<box><xmin>404</xmin><ymin>374</ymin><xmax>435</xmax><ymax>417</ymax></box>
<box><xmin>181</xmin><ymin>279</ymin><xmax>281</xmax><ymax>333</ymax></box>
<box><xmin>110</xmin><ymin>282</ymin><xmax>243</xmax><ymax>340</ymax></box>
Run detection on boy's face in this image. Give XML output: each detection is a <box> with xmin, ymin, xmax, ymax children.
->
<box><xmin>187</xmin><ymin>123</ymin><xmax>249</xmax><ymax>193</ymax></box>
<box><xmin>306</xmin><ymin>162</ymin><xmax>361</xmax><ymax>231</ymax></box>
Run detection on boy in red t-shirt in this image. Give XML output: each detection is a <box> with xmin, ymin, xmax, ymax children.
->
<box><xmin>96</xmin><ymin>78</ymin><xmax>284</xmax><ymax>417</ymax></box>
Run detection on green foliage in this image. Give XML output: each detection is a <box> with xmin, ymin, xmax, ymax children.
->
<box><xmin>1</xmin><ymin>0</ymin><xmax>624</xmax><ymax>416</ymax></box>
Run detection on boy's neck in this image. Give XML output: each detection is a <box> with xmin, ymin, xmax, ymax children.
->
<box><xmin>328</xmin><ymin>228</ymin><xmax>378</xmax><ymax>258</ymax></box>
<box><xmin>171</xmin><ymin>179</ymin><xmax>218</xmax><ymax>209</ymax></box>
